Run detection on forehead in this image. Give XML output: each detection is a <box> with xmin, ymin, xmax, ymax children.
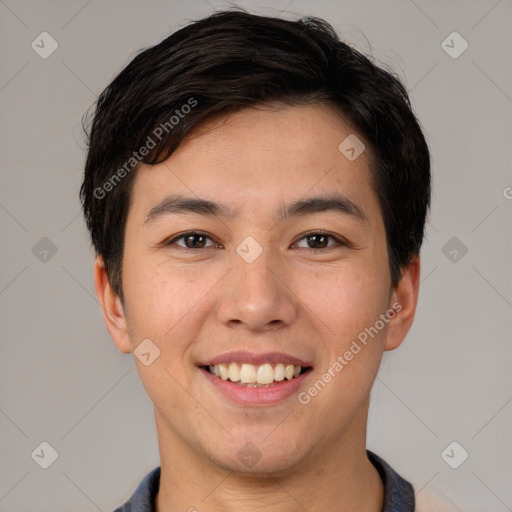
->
<box><xmin>129</xmin><ymin>104</ymin><xmax>380</xmax><ymax>224</ymax></box>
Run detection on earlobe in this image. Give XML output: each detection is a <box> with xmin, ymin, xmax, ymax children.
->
<box><xmin>384</xmin><ymin>257</ymin><xmax>421</xmax><ymax>351</ymax></box>
<box><xmin>94</xmin><ymin>256</ymin><xmax>132</xmax><ymax>354</ymax></box>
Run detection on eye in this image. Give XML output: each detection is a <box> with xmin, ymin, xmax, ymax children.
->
<box><xmin>164</xmin><ymin>231</ymin><xmax>220</xmax><ymax>249</ymax></box>
<box><xmin>294</xmin><ymin>232</ymin><xmax>347</xmax><ymax>250</ymax></box>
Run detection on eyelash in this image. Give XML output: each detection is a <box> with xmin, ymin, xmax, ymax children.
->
<box><xmin>162</xmin><ymin>230</ymin><xmax>350</xmax><ymax>252</ymax></box>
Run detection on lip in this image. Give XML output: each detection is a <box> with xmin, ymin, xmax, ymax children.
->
<box><xmin>198</xmin><ymin>351</ymin><xmax>313</xmax><ymax>367</ymax></box>
<box><xmin>199</xmin><ymin>366</ymin><xmax>313</xmax><ymax>406</ymax></box>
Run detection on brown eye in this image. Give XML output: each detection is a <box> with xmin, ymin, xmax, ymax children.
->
<box><xmin>295</xmin><ymin>232</ymin><xmax>343</xmax><ymax>250</ymax></box>
<box><xmin>183</xmin><ymin>234</ymin><xmax>207</xmax><ymax>248</ymax></box>
<box><xmin>306</xmin><ymin>234</ymin><xmax>329</xmax><ymax>248</ymax></box>
<box><xmin>165</xmin><ymin>232</ymin><xmax>218</xmax><ymax>249</ymax></box>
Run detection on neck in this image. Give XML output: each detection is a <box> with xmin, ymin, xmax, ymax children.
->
<box><xmin>154</xmin><ymin>409</ymin><xmax>384</xmax><ymax>512</ymax></box>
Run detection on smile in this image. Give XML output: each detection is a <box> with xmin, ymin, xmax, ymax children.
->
<box><xmin>198</xmin><ymin>351</ymin><xmax>313</xmax><ymax>405</ymax></box>
<box><xmin>205</xmin><ymin>362</ymin><xmax>310</xmax><ymax>387</ymax></box>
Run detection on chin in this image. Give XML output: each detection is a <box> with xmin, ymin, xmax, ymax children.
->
<box><xmin>216</xmin><ymin>452</ymin><xmax>305</xmax><ymax>477</ymax></box>
<box><xmin>204</xmin><ymin>437</ymin><xmax>310</xmax><ymax>477</ymax></box>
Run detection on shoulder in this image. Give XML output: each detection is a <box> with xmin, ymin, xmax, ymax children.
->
<box><xmin>368</xmin><ymin>451</ymin><xmax>464</xmax><ymax>512</ymax></box>
<box><xmin>112</xmin><ymin>466</ymin><xmax>161</xmax><ymax>512</ymax></box>
<box><xmin>367</xmin><ymin>451</ymin><xmax>415</xmax><ymax>511</ymax></box>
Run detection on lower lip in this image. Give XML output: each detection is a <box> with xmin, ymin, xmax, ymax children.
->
<box><xmin>200</xmin><ymin>367</ymin><xmax>311</xmax><ymax>406</ymax></box>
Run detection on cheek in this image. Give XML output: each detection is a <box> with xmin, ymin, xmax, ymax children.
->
<box><xmin>122</xmin><ymin>253</ymin><xmax>223</xmax><ymax>361</ymax></box>
<box><xmin>123</xmin><ymin>253</ymin><xmax>185</xmax><ymax>329</ymax></box>
<box><xmin>298</xmin><ymin>269</ymin><xmax>390</xmax><ymax>413</ymax></box>
<box><xmin>121</xmin><ymin>260</ymin><xmax>209</xmax><ymax>408</ymax></box>
<box><xmin>295</xmin><ymin>267</ymin><xmax>391</xmax><ymax>396</ymax></box>
<box><xmin>301</xmin><ymin>262</ymin><xmax>390</xmax><ymax>331</ymax></box>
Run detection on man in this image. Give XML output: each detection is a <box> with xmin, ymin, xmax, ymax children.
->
<box><xmin>81</xmin><ymin>9</ymin><xmax>456</xmax><ymax>512</ymax></box>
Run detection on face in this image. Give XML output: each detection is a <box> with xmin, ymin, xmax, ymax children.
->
<box><xmin>97</xmin><ymin>103</ymin><xmax>418</xmax><ymax>476</ymax></box>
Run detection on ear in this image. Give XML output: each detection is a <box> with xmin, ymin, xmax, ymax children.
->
<box><xmin>384</xmin><ymin>256</ymin><xmax>421</xmax><ymax>351</ymax></box>
<box><xmin>94</xmin><ymin>256</ymin><xmax>132</xmax><ymax>354</ymax></box>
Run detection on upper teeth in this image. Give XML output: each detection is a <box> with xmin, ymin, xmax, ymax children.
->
<box><xmin>208</xmin><ymin>363</ymin><xmax>302</xmax><ymax>384</ymax></box>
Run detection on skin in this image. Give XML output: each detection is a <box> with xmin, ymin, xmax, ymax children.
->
<box><xmin>95</xmin><ymin>103</ymin><xmax>420</xmax><ymax>512</ymax></box>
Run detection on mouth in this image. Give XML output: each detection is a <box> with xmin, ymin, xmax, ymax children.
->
<box><xmin>201</xmin><ymin>362</ymin><xmax>313</xmax><ymax>387</ymax></box>
<box><xmin>197</xmin><ymin>351</ymin><xmax>314</xmax><ymax>405</ymax></box>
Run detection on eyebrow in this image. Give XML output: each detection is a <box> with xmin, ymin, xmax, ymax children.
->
<box><xmin>144</xmin><ymin>193</ymin><xmax>367</xmax><ymax>224</ymax></box>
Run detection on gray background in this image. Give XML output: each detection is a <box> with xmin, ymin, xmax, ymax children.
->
<box><xmin>1</xmin><ymin>0</ymin><xmax>511</xmax><ymax>510</ymax></box>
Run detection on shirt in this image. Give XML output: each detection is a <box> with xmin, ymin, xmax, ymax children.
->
<box><xmin>113</xmin><ymin>450</ymin><xmax>417</xmax><ymax>512</ymax></box>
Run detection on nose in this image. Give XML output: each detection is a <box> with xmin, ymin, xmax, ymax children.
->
<box><xmin>215</xmin><ymin>249</ymin><xmax>298</xmax><ymax>332</ymax></box>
